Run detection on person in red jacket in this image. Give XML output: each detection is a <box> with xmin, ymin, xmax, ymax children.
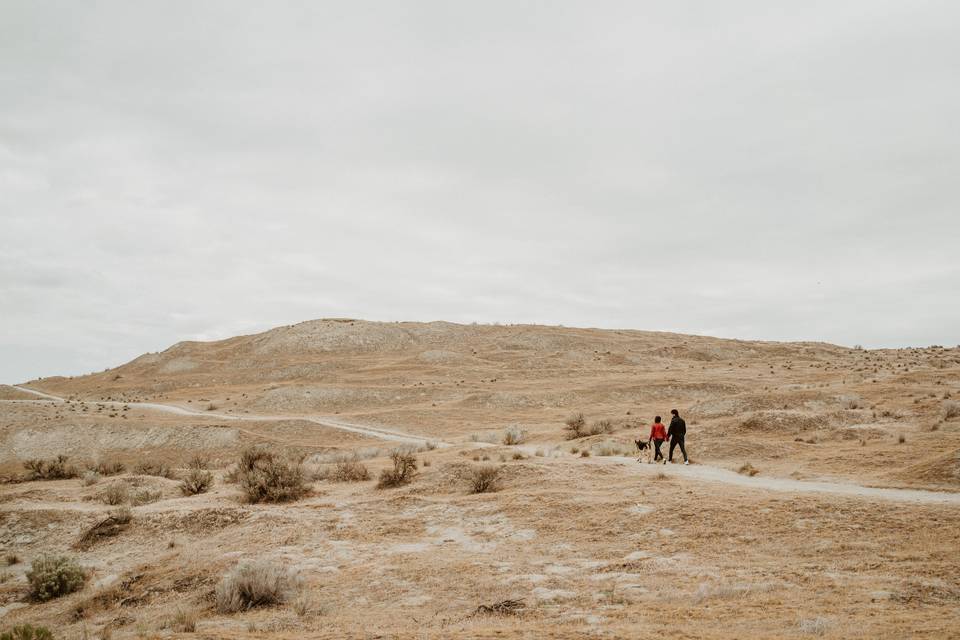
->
<box><xmin>648</xmin><ymin>416</ymin><xmax>668</xmax><ymax>464</ymax></box>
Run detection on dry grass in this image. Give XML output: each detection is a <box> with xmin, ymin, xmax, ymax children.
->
<box><xmin>738</xmin><ymin>463</ymin><xmax>760</xmax><ymax>476</ymax></box>
<box><xmin>503</xmin><ymin>424</ymin><xmax>526</xmax><ymax>445</ymax></box>
<box><xmin>377</xmin><ymin>451</ymin><xmax>418</xmax><ymax>488</ymax></box>
<box><xmin>130</xmin><ymin>488</ymin><xmax>163</xmax><ymax>505</ymax></box>
<box><xmin>942</xmin><ymin>400</ymin><xmax>960</xmax><ymax>420</ymax></box>
<box><xmin>168</xmin><ymin>607</ymin><xmax>198</xmax><ymax>632</ymax></box>
<box><xmin>0</xmin><ymin>625</ymin><xmax>55</xmax><ymax>640</ymax></box>
<box><xmin>86</xmin><ymin>459</ymin><xmax>125</xmax><ymax>476</ymax></box>
<box><xmin>215</xmin><ymin>560</ymin><xmax>299</xmax><ymax>613</ymax></box>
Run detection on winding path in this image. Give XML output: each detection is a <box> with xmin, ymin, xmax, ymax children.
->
<box><xmin>7</xmin><ymin>385</ymin><xmax>959</xmax><ymax>506</ymax></box>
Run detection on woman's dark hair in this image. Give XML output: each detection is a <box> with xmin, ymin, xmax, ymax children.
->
<box><xmin>671</xmin><ymin>409</ymin><xmax>679</xmax><ymax>416</ymax></box>
<box><xmin>655</xmin><ymin>416</ymin><xmax>661</xmax><ymax>423</ymax></box>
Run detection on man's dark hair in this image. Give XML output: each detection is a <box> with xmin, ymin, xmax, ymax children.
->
<box><xmin>655</xmin><ymin>416</ymin><xmax>661</xmax><ymax>423</ymax></box>
<box><xmin>671</xmin><ymin>409</ymin><xmax>679</xmax><ymax>416</ymax></box>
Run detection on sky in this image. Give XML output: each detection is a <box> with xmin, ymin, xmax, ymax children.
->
<box><xmin>2</xmin><ymin>1</ymin><xmax>959</xmax><ymax>382</ymax></box>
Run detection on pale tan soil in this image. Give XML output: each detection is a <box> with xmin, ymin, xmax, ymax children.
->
<box><xmin>2</xmin><ymin>320</ymin><xmax>959</xmax><ymax>638</ymax></box>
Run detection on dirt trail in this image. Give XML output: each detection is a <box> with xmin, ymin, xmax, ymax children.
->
<box><xmin>10</xmin><ymin>386</ymin><xmax>960</xmax><ymax>506</ymax></box>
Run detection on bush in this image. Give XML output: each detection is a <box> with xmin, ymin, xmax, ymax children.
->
<box><xmin>502</xmin><ymin>425</ymin><xmax>526</xmax><ymax>445</ymax></box>
<box><xmin>466</xmin><ymin>465</ymin><xmax>502</xmax><ymax>494</ymax></box>
<box><xmin>564</xmin><ymin>413</ymin><xmax>587</xmax><ymax>439</ymax></box>
<box><xmin>23</xmin><ymin>455</ymin><xmax>77</xmax><ymax>481</ymax></box>
<box><xmin>377</xmin><ymin>451</ymin><xmax>417</xmax><ymax>489</ymax></box>
<box><xmin>591</xmin><ymin>419</ymin><xmax>615</xmax><ymax>435</ymax></box>
<box><xmin>215</xmin><ymin>560</ymin><xmax>299</xmax><ymax>613</ymax></box>
<box><xmin>26</xmin><ymin>554</ymin><xmax>87</xmax><ymax>601</ymax></box>
<box><xmin>87</xmin><ymin>459</ymin><xmax>125</xmax><ymax>476</ymax></box>
<box><xmin>188</xmin><ymin>454</ymin><xmax>211</xmax><ymax>470</ymax></box>
<box><xmin>82</xmin><ymin>471</ymin><xmax>100</xmax><ymax>486</ymax></box>
<box><xmin>130</xmin><ymin>488</ymin><xmax>163</xmax><ymax>505</ymax></box>
<box><xmin>180</xmin><ymin>469</ymin><xmax>213</xmax><ymax>496</ymax></box>
<box><xmin>235</xmin><ymin>448</ymin><xmax>307</xmax><ymax>503</ymax></box>
<box><xmin>331</xmin><ymin>456</ymin><xmax>370</xmax><ymax>482</ymax></box>
<box><xmin>592</xmin><ymin>442</ymin><xmax>627</xmax><ymax>456</ymax></box>
<box><xmin>942</xmin><ymin>400</ymin><xmax>960</xmax><ymax>421</ymax></box>
<box><xmin>99</xmin><ymin>482</ymin><xmax>129</xmax><ymax>505</ymax></box>
<box><xmin>838</xmin><ymin>395</ymin><xmax>862</xmax><ymax>410</ymax></box>
<box><xmin>0</xmin><ymin>625</ymin><xmax>54</xmax><ymax>640</ymax></box>
<box><xmin>133</xmin><ymin>461</ymin><xmax>174</xmax><ymax>479</ymax></box>
<box><xmin>738</xmin><ymin>463</ymin><xmax>759</xmax><ymax>476</ymax></box>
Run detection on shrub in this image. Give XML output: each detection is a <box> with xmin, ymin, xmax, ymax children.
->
<box><xmin>512</xmin><ymin>452</ymin><xmax>525</xmax><ymax>460</ymax></box>
<box><xmin>180</xmin><ymin>469</ymin><xmax>213</xmax><ymax>496</ymax></box>
<box><xmin>236</xmin><ymin>449</ymin><xmax>307</xmax><ymax>503</ymax></box>
<box><xmin>130</xmin><ymin>488</ymin><xmax>163</xmax><ymax>505</ymax></box>
<box><xmin>838</xmin><ymin>395</ymin><xmax>862</xmax><ymax>410</ymax></box>
<box><xmin>26</xmin><ymin>554</ymin><xmax>87</xmax><ymax>601</ymax></box>
<box><xmin>591</xmin><ymin>419</ymin><xmax>615</xmax><ymax>435</ymax></box>
<box><xmin>898</xmin><ymin>434</ymin><xmax>906</xmax><ymax>444</ymax></box>
<box><xmin>331</xmin><ymin>456</ymin><xmax>370</xmax><ymax>482</ymax></box>
<box><xmin>942</xmin><ymin>400</ymin><xmax>960</xmax><ymax>421</ymax></box>
<box><xmin>0</xmin><ymin>625</ymin><xmax>54</xmax><ymax>640</ymax></box>
<box><xmin>133</xmin><ymin>461</ymin><xmax>174</xmax><ymax>479</ymax></box>
<box><xmin>188</xmin><ymin>454</ymin><xmax>210</xmax><ymax>470</ymax></box>
<box><xmin>23</xmin><ymin>455</ymin><xmax>77</xmax><ymax>481</ymax></box>
<box><xmin>377</xmin><ymin>451</ymin><xmax>418</xmax><ymax>489</ymax></box>
<box><xmin>580</xmin><ymin>450</ymin><xmax>590</xmax><ymax>457</ymax></box>
<box><xmin>466</xmin><ymin>465</ymin><xmax>502</xmax><ymax>494</ymax></box>
<box><xmin>87</xmin><ymin>459</ymin><xmax>125</xmax><ymax>476</ymax></box>
<box><xmin>215</xmin><ymin>560</ymin><xmax>299</xmax><ymax>613</ymax></box>
<box><xmin>82</xmin><ymin>471</ymin><xmax>100</xmax><ymax>486</ymax></box>
<box><xmin>738</xmin><ymin>463</ymin><xmax>759</xmax><ymax>476</ymax></box>
<box><xmin>100</xmin><ymin>482</ymin><xmax>129</xmax><ymax>505</ymax></box>
<box><xmin>502</xmin><ymin>425</ymin><xmax>526</xmax><ymax>445</ymax></box>
<box><xmin>564</xmin><ymin>413</ymin><xmax>587</xmax><ymax>439</ymax></box>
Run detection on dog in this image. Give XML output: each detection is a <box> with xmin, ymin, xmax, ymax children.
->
<box><xmin>634</xmin><ymin>438</ymin><xmax>651</xmax><ymax>463</ymax></box>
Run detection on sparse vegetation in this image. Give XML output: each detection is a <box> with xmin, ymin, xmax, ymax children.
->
<box><xmin>26</xmin><ymin>554</ymin><xmax>87</xmax><ymax>601</ymax></box>
<box><xmin>130</xmin><ymin>488</ymin><xmax>163</xmax><ymax>505</ymax></box>
<box><xmin>330</xmin><ymin>456</ymin><xmax>371</xmax><ymax>482</ymax></box>
<box><xmin>87</xmin><ymin>459</ymin><xmax>125</xmax><ymax>476</ymax></box>
<box><xmin>215</xmin><ymin>560</ymin><xmax>299</xmax><ymax>613</ymax></box>
<box><xmin>99</xmin><ymin>482</ymin><xmax>129</xmax><ymax>505</ymax></box>
<box><xmin>377</xmin><ymin>451</ymin><xmax>418</xmax><ymax>489</ymax></box>
<box><xmin>82</xmin><ymin>471</ymin><xmax>100</xmax><ymax>486</ymax></box>
<box><xmin>839</xmin><ymin>394</ymin><xmax>862</xmax><ymax>410</ymax></box>
<box><xmin>798</xmin><ymin>616</ymin><xmax>831</xmax><ymax>636</ymax></box>
<box><xmin>234</xmin><ymin>448</ymin><xmax>308</xmax><ymax>503</ymax></box>
<box><xmin>502</xmin><ymin>424</ymin><xmax>526</xmax><ymax>445</ymax></box>
<box><xmin>564</xmin><ymin>413</ymin><xmax>587</xmax><ymax>439</ymax></box>
<box><xmin>23</xmin><ymin>455</ymin><xmax>77</xmax><ymax>481</ymax></box>
<box><xmin>188</xmin><ymin>454</ymin><xmax>210</xmax><ymax>470</ymax></box>
<box><xmin>0</xmin><ymin>625</ymin><xmax>55</xmax><ymax>640</ymax></box>
<box><xmin>592</xmin><ymin>441</ymin><xmax>627</xmax><ymax>456</ymax></box>
<box><xmin>942</xmin><ymin>400</ymin><xmax>960</xmax><ymax>420</ymax></box>
<box><xmin>738</xmin><ymin>463</ymin><xmax>760</xmax><ymax>476</ymax></box>
<box><xmin>592</xmin><ymin>419</ymin><xmax>615</xmax><ymax>435</ymax></box>
<box><xmin>168</xmin><ymin>608</ymin><xmax>197</xmax><ymax>632</ymax></box>
<box><xmin>466</xmin><ymin>465</ymin><xmax>503</xmax><ymax>493</ymax></box>
<box><xmin>5</xmin><ymin>554</ymin><xmax>18</xmax><ymax>566</ymax></box>
<box><xmin>133</xmin><ymin>461</ymin><xmax>174</xmax><ymax>479</ymax></box>
<box><xmin>179</xmin><ymin>468</ymin><xmax>213</xmax><ymax>495</ymax></box>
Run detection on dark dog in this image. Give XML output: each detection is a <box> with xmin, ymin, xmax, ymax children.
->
<box><xmin>634</xmin><ymin>439</ymin><xmax>650</xmax><ymax>463</ymax></box>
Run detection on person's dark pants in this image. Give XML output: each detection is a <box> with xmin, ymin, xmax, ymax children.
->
<box><xmin>653</xmin><ymin>439</ymin><xmax>665</xmax><ymax>461</ymax></box>
<box><xmin>669</xmin><ymin>436</ymin><xmax>688</xmax><ymax>462</ymax></box>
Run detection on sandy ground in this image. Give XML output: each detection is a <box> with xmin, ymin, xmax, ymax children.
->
<box><xmin>1</xmin><ymin>319</ymin><xmax>958</xmax><ymax>638</ymax></box>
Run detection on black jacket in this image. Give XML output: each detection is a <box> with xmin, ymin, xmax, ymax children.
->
<box><xmin>668</xmin><ymin>415</ymin><xmax>686</xmax><ymax>439</ymax></box>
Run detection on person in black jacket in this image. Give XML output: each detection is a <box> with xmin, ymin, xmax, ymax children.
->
<box><xmin>667</xmin><ymin>409</ymin><xmax>689</xmax><ymax>464</ymax></box>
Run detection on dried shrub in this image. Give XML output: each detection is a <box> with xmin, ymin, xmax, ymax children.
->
<box><xmin>26</xmin><ymin>554</ymin><xmax>87</xmax><ymax>601</ymax></box>
<box><xmin>188</xmin><ymin>454</ymin><xmax>211</xmax><ymax>470</ymax></box>
<box><xmin>502</xmin><ymin>425</ymin><xmax>526</xmax><ymax>445</ymax></box>
<box><xmin>169</xmin><ymin>608</ymin><xmax>198</xmax><ymax>632</ymax></box>
<box><xmin>466</xmin><ymin>465</ymin><xmax>502</xmax><ymax>494</ymax></box>
<box><xmin>331</xmin><ymin>456</ymin><xmax>370</xmax><ymax>482</ymax></box>
<box><xmin>179</xmin><ymin>469</ymin><xmax>213</xmax><ymax>496</ymax></box>
<box><xmin>23</xmin><ymin>455</ymin><xmax>77</xmax><ymax>481</ymax></box>
<box><xmin>133</xmin><ymin>461</ymin><xmax>174</xmax><ymax>479</ymax></box>
<box><xmin>75</xmin><ymin>508</ymin><xmax>132</xmax><ymax>550</ymax></box>
<box><xmin>377</xmin><ymin>451</ymin><xmax>418</xmax><ymax>489</ymax></box>
<box><xmin>82</xmin><ymin>471</ymin><xmax>100</xmax><ymax>486</ymax></box>
<box><xmin>564</xmin><ymin>413</ymin><xmax>587</xmax><ymax>439</ymax></box>
<box><xmin>838</xmin><ymin>395</ymin><xmax>862</xmax><ymax>410</ymax></box>
<box><xmin>592</xmin><ymin>442</ymin><xmax>627</xmax><ymax>456</ymax></box>
<box><xmin>942</xmin><ymin>400</ymin><xmax>960</xmax><ymax>421</ymax></box>
<box><xmin>130</xmin><ymin>488</ymin><xmax>163</xmax><ymax>505</ymax></box>
<box><xmin>591</xmin><ymin>419</ymin><xmax>615</xmax><ymax>435</ymax></box>
<box><xmin>235</xmin><ymin>448</ymin><xmax>307</xmax><ymax>503</ymax></box>
<box><xmin>738</xmin><ymin>463</ymin><xmax>760</xmax><ymax>476</ymax></box>
<box><xmin>87</xmin><ymin>459</ymin><xmax>125</xmax><ymax>476</ymax></box>
<box><xmin>99</xmin><ymin>482</ymin><xmax>129</xmax><ymax>505</ymax></box>
<box><xmin>0</xmin><ymin>625</ymin><xmax>55</xmax><ymax>640</ymax></box>
<box><xmin>215</xmin><ymin>560</ymin><xmax>299</xmax><ymax>613</ymax></box>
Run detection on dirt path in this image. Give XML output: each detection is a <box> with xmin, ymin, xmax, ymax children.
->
<box><xmin>10</xmin><ymin>385</ymin><xmax>960</xmax><ymax>506</ymax></box>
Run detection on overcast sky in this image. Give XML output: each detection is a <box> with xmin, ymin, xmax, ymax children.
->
<box><xmin>2</xmin><ymin>1</ymin><xmax>959</xmax><ymax>382</ymax></box>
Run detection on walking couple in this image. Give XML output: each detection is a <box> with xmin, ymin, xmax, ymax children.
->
<box><xmin>647</xmin><ymin>409</ymin><xmax>688</xmax><ymax>465</ymax></box>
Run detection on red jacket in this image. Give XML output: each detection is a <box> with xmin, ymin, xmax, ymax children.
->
<box><xmin>649</xmin><ymin>422</ymin><xmax>667</xmax><ymax>441</ymax></box>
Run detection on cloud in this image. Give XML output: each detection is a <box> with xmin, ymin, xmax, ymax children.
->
<box><xmin>1</xmin><ymin>1</ymin><xmax>958</xmax><ymax>381</ymax></box>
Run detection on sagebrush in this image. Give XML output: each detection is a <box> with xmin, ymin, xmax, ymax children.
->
<box><xmin>26</xmin><ymin>554</ymin><xmax>87</xmax><ymax>601</ymax></box>
<box><xmin>377</xmin><ymin>451</ymin><xmax>417</xmax><ymax>488</ymax></box>
<box><xmin>215</xmin><ymin>560</ymin><xmax>299</xmax><ymax>613</ymax></box>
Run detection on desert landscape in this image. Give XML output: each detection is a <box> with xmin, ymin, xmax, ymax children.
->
<box><xmin>1</xmin><ymin>319</ymin><xmax>958</xmax><ymax>639</ymax></box>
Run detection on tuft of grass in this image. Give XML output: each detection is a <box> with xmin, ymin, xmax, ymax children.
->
<box><xmin>23</xmin><ymin>455</ymin><xmax>77</xmax><ymax>481</ymax></box>
<box><xmin>502</xmin><ymin>425</ymin><xmax>526</xmax><ymax>445</ymax></box>
<box><xmin>512</xmin><ymin>452</ymin><xmax>525</xmax><ymax>460</ymax></box>
<box><xmin>130</xmin><ymin>488</ymin><xmax>163</xmax><ymax>506</ymax></box>
<box><xmin>6</xmin><ymin>554</ymin><xmax>19</xmax><ymax>566</ymax></box>
<box><xmin>941</xmin><ymin>400</ymin><xmax>960</xmax><ymax>421</ymax></box>
<box><xmin>466</xmin><ymin>465</ymin><xmax>503</xmax><ymax>494</ymax></box>
<box><xmin>179</xmin><ymin>469</ymin><xmax>213</xmax><ymax>496</ymax></box>
<box><xmin>738</xmin><ymin>463</ymin><xmax>760</xmax><ymax>476</ymax></box>
<box><xmin>580</xmin><ymin>450</ymin><xmax>590</xmax><ymax>457</ymax></box>
<box><xmin>26</xmin><ymin>554</ymin><xmax>87</xmax><ymax>601</ymax></box>
<box><xmin>798</xmin><ymin>616</ymin><xmax>831</xmax><ymax>636</ymax></box>
<box><xmin>188</xmin><ymin>454</ymin><xmax>210</xmax><ymax>470</ymax></box>
<box><xmin>82</xmin><ymin>471</ymin><xmax>101</xmax><ymax>486</ymax></box>
<box><xmin>592</xmin><ymin>442</ymin><xmax>627</xmax><ymax>456</ymax></box>
<box><xmin>169</xmin><ymin>608</ymin><xmax>197</xmax><ymax>632</ymax></box>
<box><xmin>838</xmin><ymin>395</ymin><xmax>862</xmax><ymax>410</ymax></box>
<box><xmin>591</xmin><ymin>419</ymin><xmax>615</xmax><ymax>435</ymax></box>
<box><xmin>0</xmin><ymin>625</ymin><xmax>55</xmax><ymax>640</ymax></box>
<box><xmin>215</xmin><ymin>560</ymin><xmax>299</xmax><ymax>613</ymax></box>
<box><xmin>377</xmin><ymin>451</ymin><xmax>417</xmax><ymax>489</ymax></box>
